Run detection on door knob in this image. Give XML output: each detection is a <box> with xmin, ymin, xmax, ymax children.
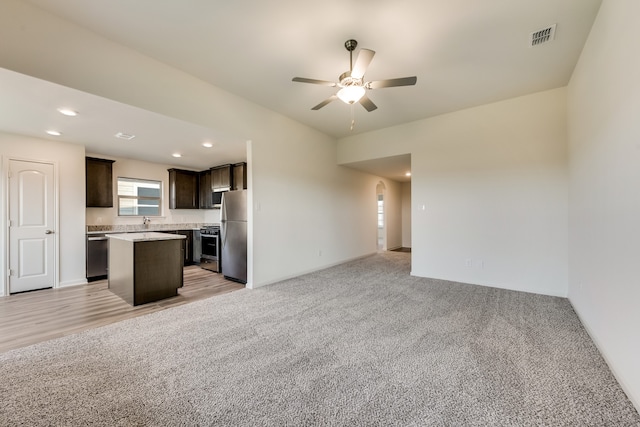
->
<box><xmin>45</xmin><ymin>230</ymin><xmax>55</xmax><ymax>234</ymax></box>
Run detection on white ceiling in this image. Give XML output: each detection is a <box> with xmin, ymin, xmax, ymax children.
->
<box><xmin>1</xmin><ymin>0</ymin><xmax>602</xmax><ymax>178</ymax></box>
<box><xmin>0</xmin><ymin>68</ymin><xmax>247</xmax><ymax>170</ymax></box>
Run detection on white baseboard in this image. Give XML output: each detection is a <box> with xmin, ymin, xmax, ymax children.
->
<box><xmin>409</xmin><ymin>271</ymin><xmax>567</xmax><ymax>298</ymax></box>
<box><xmin>58</xmin><ymin>278</ymin><xmax>88</xmax><ymax>288</ymax></box>
<box><xmin>248</xmin><ymin>252</ymin><xmax>377</xmax><ymax>290</ymax></box>
<box><xmin>570</xmin><ymin>299</ymin><xmax>640</xmax><ymax>413</ymax></box>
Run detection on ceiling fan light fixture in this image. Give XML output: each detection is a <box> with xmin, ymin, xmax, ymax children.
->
<box><xmin>292</xmin><ymin>39</ymin><xmax>416</xmax><ymax>117</ymax></box>
<box><xmin>337</xmin><ymin>86</ymin><xmax>365</xmax><ymax>104</ymax></box>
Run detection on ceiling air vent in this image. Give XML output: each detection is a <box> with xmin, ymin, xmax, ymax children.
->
<box><xmin>114</xmin><ymin>132</ymin><xmax>136</xmax><ymax>140</ymax></box>
<box><xmin>529</xmin><ymin>24</ymin><xmax>556</xmax><ymax>47</ymax></box>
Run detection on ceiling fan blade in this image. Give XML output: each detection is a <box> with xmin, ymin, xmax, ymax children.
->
<box><xmin>367</xmin><ymin>76</ymin><xmax>417</xmax><ymax>89</ymax></box>
<box><xmin>359</xmin><ymin>94</ymin><xmax>378</xmax><ymax>112</ymax></box>
<box><xmin>292</xmin><ymin>77</ymin><xmax>337</xmax><ymax>87</ymax></box>
<box><xmin>350</xmin><ymin>49</ymin><xmax>375</xmax><ymax>79</ymax></box>
<box><xmin>311</xmin><ymin>95</ymin><xmax>338</xmax><ymax>110</ymax></box>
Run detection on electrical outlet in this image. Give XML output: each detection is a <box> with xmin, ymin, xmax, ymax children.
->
<box><xmin>475</xmin><ymin>260</ymin><xmax>484</xmax><ymax>269</ymax></box>
<box><xmin>465</xmin><ymin>259</ymin><xmax>473</xmax><ymax>267</ymax></box>
<box><xmin>318</xmin><ymin>249</ymin><xmax>322</xmax><ymax>257</ymax></box>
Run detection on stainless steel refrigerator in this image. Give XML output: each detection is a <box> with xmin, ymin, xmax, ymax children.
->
<box><xmin>221</xmin><ymin>190</ymin><xmax>247</xmax><ymax>283</ymax></box>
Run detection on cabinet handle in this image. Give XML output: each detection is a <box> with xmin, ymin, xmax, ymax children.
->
<box><xmin>45</xmin><ymin>230</ymin><xmax>55</xmax><ymax>235</ymax></box>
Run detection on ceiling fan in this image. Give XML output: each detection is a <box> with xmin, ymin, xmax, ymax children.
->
<box><xmin>292</xmin><ymin>39</ymin><xmax>417</xmax><ymax>113</ymax></box>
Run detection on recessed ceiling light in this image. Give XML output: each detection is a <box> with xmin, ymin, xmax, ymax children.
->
<box><xmin>46</xmin><ymin>130</ymin><xmax>62</xmax><ymax>136</ymax></box>
<box><xmin>405</xmin><ymin>172</ymin><xmax>411</xmax><ymax>177</ymax></box>
<box><xmin>202</xmin><ymin>142</ymin><xmax>213</xmax><ymax>148</ymax></box>
<box><xmin>57</xmin><ymin>108</ymin><xmax>78</xmax><ymax>117</ymax></box>
<box><xmin>172</xmin><ymin>153</ymin><xmax>182</xmax><ymax>158</ymax></box>
<box><xmin>114</xmin><ymin>132</ymin><xmax>135</xmax><ymax>140</ymax></box>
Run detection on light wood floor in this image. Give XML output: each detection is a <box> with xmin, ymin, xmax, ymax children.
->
<box><xmin>0</xmin><ymin>266</ymin><xmax>245</xmax><ymax>354</ymax></box>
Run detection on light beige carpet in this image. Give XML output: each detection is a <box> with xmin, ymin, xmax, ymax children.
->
<box><xmin>1</xmin><ymin>252</ymin><xmax>638</xmax><ymax>426</ymax></box>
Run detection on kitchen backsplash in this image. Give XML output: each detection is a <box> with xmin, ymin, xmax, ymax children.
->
<box><xmin>87</xmin><ymin>223</ymin><xmax>218</xmax><ymax>233</ymax></box>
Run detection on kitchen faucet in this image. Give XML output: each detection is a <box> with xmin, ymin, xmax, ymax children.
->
<box><xmin>143</xmin><ymin>216</ymin><xmax>151</xmax><ymax>225</ymax></box>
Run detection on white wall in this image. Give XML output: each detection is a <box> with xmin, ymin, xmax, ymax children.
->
<box><xmin>0</xmin><ymin>132</ymin><xmax>87</xmax><ymax>294</ymax></box>
<box><xmin>401</xmin><ymin>182</ymin><xmax>412</xmax><ymax>248</ymax></box>
<box><xmin>0</xmin><ymin>0</ymin><xmax>379</xmax><ymax>289</ymax></box>
<box><xmin>567</xmin><ymin>0</ymin><xmax>640</xmax><ymax>410</ymax></box>
<box><xmin>338</xmin><ymin>88</ymin><xmax>568</xmax><ymax>296</ymax></box>
<box><xmin>383</xmin><ymin>179</ymin><xmax>403</xmax><ymax>250</ymax></box>
<box><xmin>249</xmin><ymin>121</ymin><xmax>381</xmax><ymax>287</ymax></box>
<box><xmin>85</xmin><ymin>154</ymin><xmax>216</xmax><ymax>227</ymax></box>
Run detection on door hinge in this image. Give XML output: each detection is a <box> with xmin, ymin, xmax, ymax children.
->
<box><xmin>8</xmin><ymin>269</ymin><xmax>13</xmax><ymax>276</ymax></box>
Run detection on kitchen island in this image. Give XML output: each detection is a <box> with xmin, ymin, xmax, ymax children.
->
<box><xmin>107</xmin><ymin>232</ymin><xmax>186</xmax><ymax>306</ymax></box>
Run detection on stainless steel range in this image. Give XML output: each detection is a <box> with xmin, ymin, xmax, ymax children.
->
<box><xmin>200</xmin><ymin>225</ymin><xmax>221</xmax><ymax>272</ymax></box>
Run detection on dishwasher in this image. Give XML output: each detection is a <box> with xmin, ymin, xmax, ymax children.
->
<box><xmin>87</xmin><ymin>234</ymin><xmax>108</xmax><ymax>281</ymax></box>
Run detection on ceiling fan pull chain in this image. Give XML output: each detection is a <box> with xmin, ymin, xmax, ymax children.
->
<box><xmin>350</xmin><ymin>104</ymin><xmax>355</xmax><ymax>131</ymax></box>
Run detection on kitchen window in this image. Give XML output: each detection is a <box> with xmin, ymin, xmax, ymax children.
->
<box><xmin>117</xmin><ymin>177</ymin><xmax>162</xmax><ymax>216</ymax></box>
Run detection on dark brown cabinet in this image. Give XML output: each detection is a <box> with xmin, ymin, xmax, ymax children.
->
<box><xmin>211</xmin><ymin>164</ymin><xmax>232</xmax><ymax>192</ymax></box>
<box><xmin>108</xmin><ymin>236</ymin><xmax>183</xmax><ymax>306</ymax></box>
<box><xmin>232</xmin><ymin>162</ymin><xmax>247</xmax><ymax>190</ymax></box>
<box><xmin>169</xmin><ymin>163</ymin><xmax>245</xmax><ymax>210</ymax></box>
<box><xmin>168</xmin><ymin>169</ymin><xmax>199</xmax><ymax>209</ymax></box>
<box><xmin>176</xmin><ymin>230</ymin><xmax>193</xmax><ymax>265</ymax></box>
<box><xmin>198</xmin><ymin>170</ymin><xmax>214</xmax><ymax>209</ymax></box>
<box><xmin>86</xmin><ymin>157</ymin><xmax>115</xmax><ymax>207</ymax></box>
<box><xmin>166</xmin><ymin>230</ymin><xmax>194</xmax><ymax>265</ymax></box>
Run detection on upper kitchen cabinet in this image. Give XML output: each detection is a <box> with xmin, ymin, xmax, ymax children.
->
<box><xmin>211</xmin><ymin>164</ymin><xmax>232</xmax><ymax>192</ymax></box>
<box><xmin>86</xmin><ymin>157</ymin><xmax>115</xmax><ymax>207</ymax></box>
<box><xmin>199</xmin><ymin>169</ymin><xmax>214</xmax><ymax>209</ymax></box>
<box><xmin>168</xmin><ymin>168</ymin><xmax>199</xmax><ymax>209</ymax></box>
<box><xmin>232</xmin><ymin>162</ymin><xmax>247</xmax><ymax>190</ymax></box>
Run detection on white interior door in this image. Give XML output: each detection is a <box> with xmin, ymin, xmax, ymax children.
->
<box><xmin>8</xmin><ymin>160</ymin><xmax>56</xmax><ymax>293</ymax></box>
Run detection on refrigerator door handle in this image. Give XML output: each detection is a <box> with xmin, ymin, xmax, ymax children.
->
<box><xmin>220</xmin><ymin>192</ymin><xmax>227</xmax><ymax>248</ymax></box>
<box><xmin>220</xmin><ymin>222</ymin><xmax>227</xmax><ymax>248</ymax></box>
<box><xmin>221</xmin><ymin>193</ymin><xmax>228</xmax><ymax>222</ymax></box>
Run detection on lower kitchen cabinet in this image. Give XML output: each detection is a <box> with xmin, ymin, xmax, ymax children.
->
<box><xmin>176</xmin><ymin>230</ymin><xmax>193</xmax><ymax>265</ymax></box>
<box><xmin>166</xmin><ymin>230</ymin><xmax>195</xmax><ymax>265</ymax></box>
<box><xmin>108</xmin><ymin>234</ymin><xmax>184</xmax><ymax>306</ymax></box>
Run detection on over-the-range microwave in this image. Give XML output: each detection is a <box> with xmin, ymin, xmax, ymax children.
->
<box><xmin>213</xmin><ymin>191</ymin><xmax>224</xmax><ymax>208</ymax></box>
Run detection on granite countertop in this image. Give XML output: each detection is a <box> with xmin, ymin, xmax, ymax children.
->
<box><xmin>87</xmin><ymin>223</ymin><xmax>219</xmax><ymax>235</ymax></box>
<box><xmin>106</xmin><ymin>232</ymin><xmax>187</xmax><ymax>242</ymax></box>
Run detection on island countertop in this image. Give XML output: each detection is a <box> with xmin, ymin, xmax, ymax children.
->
<box><xmin>106</xmin><ymin>232</ymin><xmax>186</xmax><ymax>242</ymax></box>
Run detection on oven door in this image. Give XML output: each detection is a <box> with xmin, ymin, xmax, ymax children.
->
<box><xmin>200</xmin><ymin>233</ymin><xmax>220</xmax><ymax>272</ymax></box>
